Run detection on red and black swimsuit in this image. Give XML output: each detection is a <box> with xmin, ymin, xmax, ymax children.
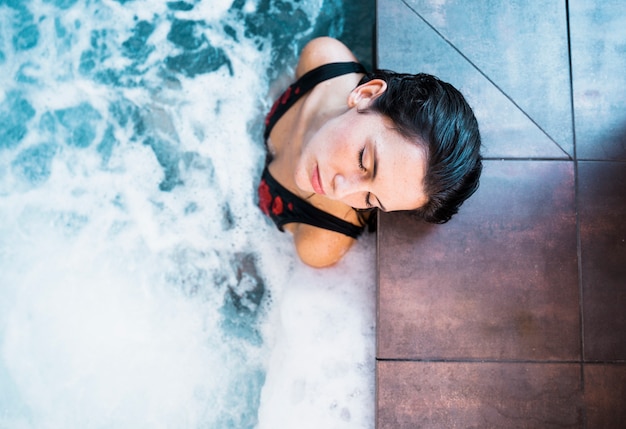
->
<box><xmin>258</xmin><ymin>62</ymin><xmax>367</xmax><ymax>239</ymax></box>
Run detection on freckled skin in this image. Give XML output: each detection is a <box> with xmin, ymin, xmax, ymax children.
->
<box><xmin>295</xmin><ymin>97</ymin><xmax>427</xmax><ymax>212</ymax></box>
<box><xmin>266</xmin><ymin>37</ymin><xmax>427</xmax><ymax>268</ymax></box>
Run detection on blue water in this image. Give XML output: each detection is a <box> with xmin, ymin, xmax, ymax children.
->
<box><xmin>0</xmin><ymin>1</ymin><xmax>375</xmax><ymax>428</ymax></box>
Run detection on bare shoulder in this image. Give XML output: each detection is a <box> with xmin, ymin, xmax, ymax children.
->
<box><xmin>296</xmin><ymin>37</ymin><xmax>359</xmax><ymax>78</ymax></box>
<box><xmin>290</xmin><ymin>223</ymin><xmax>356</xmax><ymax>268</ymax></box>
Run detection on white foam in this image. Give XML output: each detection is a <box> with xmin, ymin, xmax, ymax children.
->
<box><xmin>258</xmin><ymin>235</ymin><xmax>376</xmax><ymax>429</ymax></box>
<box><xmin>0</xmin><ymin>0</ymin><xmax>375</xmax><ymax>428</ymax></box>
<box><xmin>2</xmin><ymin>233</ymin><xmax>215</xmax><ymax>427</ymax></box>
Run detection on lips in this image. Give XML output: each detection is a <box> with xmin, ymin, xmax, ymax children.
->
<box><xmin>311</xmin><ymin>165</ymin><xmax>325</xmax><ymax>195</ymax></box>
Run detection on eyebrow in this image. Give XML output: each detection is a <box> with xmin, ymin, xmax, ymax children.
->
<box><xmin>371</xmin><ymin>143</ymin><xmax>387</xmax><ymax>211</ymax></box>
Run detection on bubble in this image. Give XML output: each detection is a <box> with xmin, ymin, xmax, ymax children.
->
<box><xmin>11</xmin><ymin>142</ymin><xmax>57</xmax><ymax>186</ymax></box>
<box><xmin>12</xmin><ymin>24</ymin><xmax>39</xmax><ymax>51</ymax></box>
<box><xmin>54</xmin><ymin>103</ymin><xmax>102</xmax><ymax>148</ymax></box>
<box><xmin>43</xmin><ymin>0</ymin><xmax>80</xmax><ymax>9</ymax></box>
<box><xmin>0</xmin><ymin>92</ymin><xmax>36</xmax><ymax>150</ymax></box>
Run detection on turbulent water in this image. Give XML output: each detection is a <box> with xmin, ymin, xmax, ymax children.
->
<box><xmin>0</xmin><ymin>0</ymin><xmax>376</xmax><ymax>428</ymax></box>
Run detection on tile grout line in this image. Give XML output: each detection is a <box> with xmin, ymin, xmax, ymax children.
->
<box><xmin>565</xmin><ymin>0</ymin><xmax>587</xmax><ymax>427</ymax></box>
<box><xmin>377</xmin><ymin>358</ymin><xmax>585</xmax><ymax>364</ymax></box>
<box><xmin>482</xmin><ymin>157</ymin><xmax>573</xmax><ymax>162</ymax></box>
<box><xmin>482</xmin><ymin>157</ymin><xmax>626</xmax><ymax>163</ymax></box>
<box><xmin>377</xmin><ymin>358</ymin><xmax>626</xmax><ymax>364</ymax></box>
<box><xmin>398</xmin><ymin>0</ymin><xmax>573</xmax><ymax>160</ymax></box>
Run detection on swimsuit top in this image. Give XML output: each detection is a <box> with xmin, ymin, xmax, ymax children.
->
<box><xmin>258</xmin><ymin>62</ymin><xmax>367</xmax><ymax>239</ymax></box>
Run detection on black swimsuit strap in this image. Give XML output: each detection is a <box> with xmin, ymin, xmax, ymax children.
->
<box><xmin>264</xmin><ymin>61</ymin><xmax>366</xmax><ymax>140</ymax></box>
<box><xmin>259</xmin><ymin>61</ymin><xmax>369</xmax><ymax>239</ymax></box>
<box><xmin>260</xmin><ymin>168</ymin><xmax>364</xmax><ymax>239</ymax></box>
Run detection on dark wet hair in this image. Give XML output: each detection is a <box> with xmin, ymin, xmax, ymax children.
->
<box><xmin>358</xmin><ymin>70</ymin><xmax>482</xmax><ymax>224</ymax></box>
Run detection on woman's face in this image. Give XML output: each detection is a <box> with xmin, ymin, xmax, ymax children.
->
<box><xmin>295</xmin><ymin>81</ymin><xmax>428</xmax><ymax>212</ymax></box>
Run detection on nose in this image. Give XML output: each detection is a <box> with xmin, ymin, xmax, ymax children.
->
<box><xmin>332</xmin><ymin>171</ymin><xmax>369</xmax><ymax>200</ymax></box>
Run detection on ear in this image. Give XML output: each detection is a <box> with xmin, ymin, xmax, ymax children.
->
<box><xmin>348</xmin><ymin>79</ymin><xmax>387</xmax><ymax>109</ymax></box>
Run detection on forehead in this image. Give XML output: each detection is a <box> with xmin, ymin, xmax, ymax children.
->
<box><xmin>375</xmin><ymin>123</ymin><xmax>428</xmax><ymax>212</ymax></box>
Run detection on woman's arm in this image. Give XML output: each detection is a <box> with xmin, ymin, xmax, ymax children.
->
<box><xmin>296</xmin><ymin>37</ymin><xmax>360</xmax><ymax>78</ymax></box>
<box><xmin>289</xmin><ymin>223</ymin><xmax>356</xmax><ymax>268</ymax></box>
<box><xmin>288</xmin><ymin>38</ymin><xmax>363</xmax><ymax>268</ymax></box>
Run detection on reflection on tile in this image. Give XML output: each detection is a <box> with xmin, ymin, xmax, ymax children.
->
<box><xmin>377</xmin><ymin>361</ymin><xmax>583</xmax><ymax>429</ymax></box>
<box><xmin>377</xmin><ymin>0</ymin><xmax>571</xmax><ymax>159</ymax></box>
<box><xmin>570</xmin><ymin>0</ymin><xmax>626</xmax><ymax>160</ymax></box>
<box><xmin>403</xmin><ymin>0</ymin><xmax>573</xmax><ymax>156</ymax></box>
<box><xmin>378</xmin><ymin>161</ymin><xmax>579</xmax><ymax>361</ymax></box>
<box><xmin>585</xmin><ymin>364</ymin><xmax>626</xmax><ymax>428</ymax></box>
<box><xmin>579</xmin><ymin>161</ymin><xmax>626</xmax><ymax>361</ymax></box>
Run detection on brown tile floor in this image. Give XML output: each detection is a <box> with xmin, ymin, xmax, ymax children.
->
<box><xmin>376</xmin><ymin>1</ymin><xmax>626</xmax><ymax>428</ymax></box>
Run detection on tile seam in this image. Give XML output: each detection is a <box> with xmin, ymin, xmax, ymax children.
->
<box><xmin>565</xmin><ymin>4</ymin><xmax>587</xmax><ymax>428</ymax></box>
<box><xmin>376</xmin><ymin>358</ymin><xmax>583</xmax><ymax>364</ymax></box>
<box><xmin>397</xmin><ymin>0</ymin><xmax>573</xmax><ymax>160</ymax></box>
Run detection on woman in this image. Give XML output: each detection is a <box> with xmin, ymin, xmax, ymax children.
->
<box><xmin>258</xmin><ymin>37</ymin><xmax>482</xmax><ymax>268</ymax></box>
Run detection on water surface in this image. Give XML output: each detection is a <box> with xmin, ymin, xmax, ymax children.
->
<box><xmin>0</xmin><ymin>1</ymin><xmax>376</xmax><ymax>428</ymax></box>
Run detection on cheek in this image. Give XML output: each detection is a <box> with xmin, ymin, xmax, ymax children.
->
<box><xmin>309</xmin><ymin>113</ymin><xmax>361</xmax><ymax>169</ymax></box>
<box><xmin>324</xmin><ymin>124</ymin><xmax>359</xmax><ymax>163</ymax></box>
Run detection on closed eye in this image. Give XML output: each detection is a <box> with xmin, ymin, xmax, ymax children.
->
<box><xmin>358</xmin><ymin>146</ymin><xmax>378</xmax><ymax>209</ymax></box>
<box><xmin>358</xmin><ymin>146</ymin><xmax>366</xmax><ymax>172</ymax></box>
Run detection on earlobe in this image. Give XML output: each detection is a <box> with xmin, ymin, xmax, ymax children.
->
<box><xmin>348</xmin><ymin>79</ymin><xmax>387</xmax><ymax>108</ymax></box>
